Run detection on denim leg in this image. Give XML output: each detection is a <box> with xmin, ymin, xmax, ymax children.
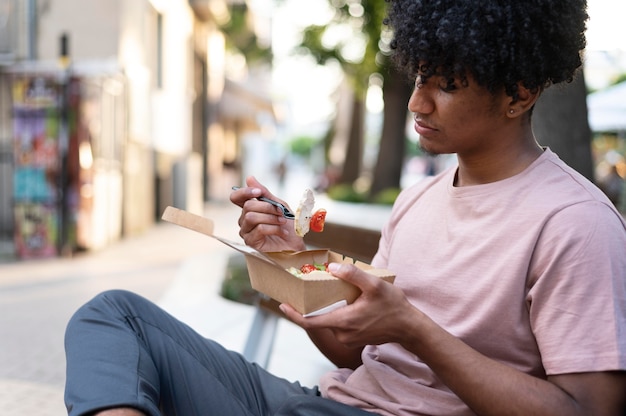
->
<box><xmin>274</xmin><ymin>394</ymin><xmax>375</xmax><ymax>416</ymax></box>
<box><xmin>64</xmin><ymin>290</ymin><xmax>320</xmax><ymax>416</ymax></box>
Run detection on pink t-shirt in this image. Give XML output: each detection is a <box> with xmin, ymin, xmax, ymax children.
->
<box><xmin>320</xmin><ymin>149</ymin><xmax>626</xmax><ymax>416</ymax></box>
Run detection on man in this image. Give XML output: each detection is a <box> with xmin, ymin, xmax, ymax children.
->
<box><xmin>65</xmin><ymin>1</ymin><xmax>626</xmax><ymax>415</ymax></box>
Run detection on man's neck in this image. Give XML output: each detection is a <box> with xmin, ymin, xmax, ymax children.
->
<box><xmin>454</xmin><ymin>138</ymin><xmax>544</xmax><ymax>187</ymax></box>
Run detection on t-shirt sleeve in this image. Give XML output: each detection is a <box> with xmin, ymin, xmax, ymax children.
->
<box><xmin>527</xmin><ymin>201</ymin><xmax>626</xmax><ymax>375</ymax></box>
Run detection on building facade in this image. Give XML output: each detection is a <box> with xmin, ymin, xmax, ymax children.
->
<box><xmin>0</xmin><ymin>0</ymin><xmax>250</xmax><ymax>258</ymax></box>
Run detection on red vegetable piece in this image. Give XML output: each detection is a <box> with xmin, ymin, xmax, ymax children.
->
<box><xmin>300</xmin><ymin>263</ymin><xmax>317</xmax><ymax>274</ymax></box>
<box><xmin>309</xmin><ymin>209</ymin><xmax>327</xmax><ymax>233</ymax></box>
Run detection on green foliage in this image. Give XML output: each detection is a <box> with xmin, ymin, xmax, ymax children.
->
<box><xmin>299</xmin><ymin>25</ymin><xmax>341</xmax><ymax>65</ymax></box>
<box><xmin>406</xmin><ymin>137</ymin><xmax>425</xmax><ymax>158</ymax></box>
<box><xmin>296</xmin><ymin>0</ymin><xmax>391</xmax><ymax>94</ymax></box>
<box><xmin>220</xmin><ymin>254</ymin><xmax>256</xmax><ymax>305</ymax></box>
<box><xmin>220</xmin><ymin>4</ymin><xmax>273</xmax><ymax>64</ymax></box>
<box><xmin>371</xmin><ymin>187</ymin><xmax>400</xmax><ymax>205</ymax></box>
<box><xmin>289</xmin><ymin>136</ymin><xmax>320</xmax><ymax>157</ymax></box>
<box><xmin>326</xmin><ymin>183</ymin><xmax>399</xmax><ymax>205</ymax></box>
<box><xmin>327</xmin><ymin>183</ymin><xmax>368</xmax><ymax>202</ymax></box>
<box><xmin>612</xmin><ymin>73</ymin><xmax>626</xmax><ymax>85</ymax></box>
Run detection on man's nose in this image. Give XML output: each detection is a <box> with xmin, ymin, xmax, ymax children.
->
<box><xmin>407</xmin><ymin>86</ymin><xmax>434</xmax><ymax>114</ymax></box>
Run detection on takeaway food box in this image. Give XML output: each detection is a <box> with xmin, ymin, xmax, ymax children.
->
<box><xmin>162</xmin><ymin>206</ymin><xmax>395</xmax><ymax>316</ymax></box>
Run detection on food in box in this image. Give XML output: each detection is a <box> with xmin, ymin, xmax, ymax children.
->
<box><xmin>162</xmin><ymin>206</ymin><xmax>395</xmax><ymax>315</ymax></box>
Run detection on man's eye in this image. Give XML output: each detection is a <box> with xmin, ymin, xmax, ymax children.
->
<box><xmin>440</xmin><ymin>79</ymin><xmax>457</xmax><ymax>92</ymax></box>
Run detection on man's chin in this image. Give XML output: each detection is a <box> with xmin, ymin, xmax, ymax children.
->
<box><xmin>417</xmin><ymin>140</ymin><xmax>440</xmax><ymax>157</ymax></box>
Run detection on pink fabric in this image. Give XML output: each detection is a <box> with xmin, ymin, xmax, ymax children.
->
<box><xmin>320</xmin><ymin>149</ymin><xmax>626</xmax><ymax>416</ymax></box>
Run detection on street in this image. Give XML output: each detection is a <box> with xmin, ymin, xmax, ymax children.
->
<box><xmin>0</xmin><ymin>201</ymin><xmax>248</xmax><ymax>415</ymax></box>
<box><xmin>0</xmin><ymin>198</ymin><xmax>337</xmax><ymax>415</ymax></box>
<box><xmin>0</xmin><ymin>180</ymin><xmax>388</xmax><ymax>415</ymax></box>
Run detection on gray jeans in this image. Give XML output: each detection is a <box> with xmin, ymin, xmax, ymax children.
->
<box><xmin>64</xmin><ymin>290</ymin><xmax>374</xmax><ymax>416</ymax></box>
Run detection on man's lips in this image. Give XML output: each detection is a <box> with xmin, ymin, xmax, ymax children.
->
<box><xmin>414</xmin><ymin>116</ymin><xmax>437</xmax><ymax>135</ymax></box>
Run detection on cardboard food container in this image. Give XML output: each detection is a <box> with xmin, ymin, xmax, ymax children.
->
<box><xmin>162</xmin><ymin>206</ymin><xmax>395</xmax><ymax>316</ymax></box>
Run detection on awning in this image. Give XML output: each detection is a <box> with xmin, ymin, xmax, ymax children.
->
<box><xmin>587</xmin><ymin>81</ymin><xmax>626</xmax><ymax>132</ymax></box>
<box><xmin>218</xmin><ymin>78</ymin><xmax>277</xmax><ymax>131</ymax></box>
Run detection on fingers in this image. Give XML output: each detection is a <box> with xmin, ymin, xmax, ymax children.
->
<box><xmin>245</xmin><ymin>176</ymin><xmax>273</xmax><ymax>198</ymax></box>
<box><xmin>238</xmin><ymin>210</ymin><xmax>288</xmax><ymax>241</ymax></box>
<box><xmin>280</xmin><ymin>264</ymin><xmax>396</xmax><ymax>329</ymax></box>
<box><xmin>231</xmin><ymin>176</ymin><xmax>281</xmax><ymax>221</ymax></box>
<box><xmin>278</xmin><ymin>303</ymin><xmax>301</xmax><ymax>323</ymax></box>
<box><xmin>244</xmin><ymin>175</ymin><xmax>266</xmax><ymax>191</ymax></box>
<box><xmin>279</xmin><ymin>303</ymin><xmax>335</xmax><ymax>330</ymax></box>
<box><xmin>233</xmin><ymin>175</ymin><xmax>293</xmax><ymax>227</ymax></box>
<box><xmin>240</xmin><ymin>200</ymin><xmax>288</xmax><ymax>225</ymax></box>
<box><xmin>278</xmin><ymin>264</ymin><xmax>376</xmax><ymax>326</ymax></box>
<box><xmin>245</xmin><ymin>176</ymin><xmax>291</xmax><ymax>208</ymax></box>
<box><xmin>231</xmin><ymin>176</ymin><xmax>291</xmax><ymax>210</ymax></box>
<box><xmin>230</xmin><ymin>178</ymin><xmax>262</xmax><ymax>208</ymax></box>
<box><xmin>326</xmin><ymin>263</ymin><xmax>381</xmax><ymax>294</ymax></box>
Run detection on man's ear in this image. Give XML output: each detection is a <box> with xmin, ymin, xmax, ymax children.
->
<box><xmin>507</xmin><ymin>83</ymin><xmax>541</xmax><ymax>118</ymax></box>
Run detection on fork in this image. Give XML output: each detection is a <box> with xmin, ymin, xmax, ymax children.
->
<box><xmin>231</xmin><ymin>186</ymin><xmax>295</xmax><ymax>220</ymax></box>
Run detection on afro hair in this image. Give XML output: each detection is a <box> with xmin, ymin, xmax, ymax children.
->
<box><xmin>385</xmin><ymin>0</ymin><xmax>588</xmax><ymax>100</ymax></box>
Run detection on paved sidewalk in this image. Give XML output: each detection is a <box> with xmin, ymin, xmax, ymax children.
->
<box><xmin>0</xmin><ymin>200</ymin><xmax>334</xmax><ymax>415</ymax></box>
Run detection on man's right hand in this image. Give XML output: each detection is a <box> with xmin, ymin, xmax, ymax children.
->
<box><xmin>230</xmin><ymin>176</ymin><xmax>307</xmax><ymax>253</ymax></box>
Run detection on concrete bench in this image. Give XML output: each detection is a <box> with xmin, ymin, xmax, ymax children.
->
<box><xmin>241</xmin><ymin>221</ymin><xmax>382</xmax><ymax>367</ymax></box>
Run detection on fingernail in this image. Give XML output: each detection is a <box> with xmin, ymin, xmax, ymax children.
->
<box><xmin>327</xmin><ymin>263</ymin><xmax>341</xmax><ymax>273</ymax></box>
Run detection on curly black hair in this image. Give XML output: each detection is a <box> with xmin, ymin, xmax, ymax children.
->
<box><xmin>385</xmin><ymin>0</ymin><xmax>588</xmax><ymax>101</ymax></box>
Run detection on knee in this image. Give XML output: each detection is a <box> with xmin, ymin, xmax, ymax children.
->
<box><xmin>92</xmin><ymin>289</ymin><xmax>145</xmax><ymax>310</ymax></box>
<box><xmin>65</xmin><ymin>290</ymin><xmax>145</xmax><ymax>335</ymax></box>
<box><xmin>91</xmin><ymin>407</ymin><xmax>147</xmax><ymax>416</ymax></box>
<box><xmin>73</xmin><ymin>289</ymin><xmax>138</xmax><ymax>316</ymax></box>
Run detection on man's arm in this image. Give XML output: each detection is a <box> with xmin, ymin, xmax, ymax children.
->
<box><xmin>402</xmin><ymin>308</ymin><xmax>626</xmax><ymax>416</ymax></box>
<box><xmin>549</xmin><ymin>372</ymin><xmax>626</xmax><ymax>416</ymax></box>
<box><xmin>282</xmin><ymin>263</ymin><xmax>626</xmax><ymax>415</ymax></box>
<box><xmin>304</xmin><ymin>327</ymin><xmax>364</xmax><ymax>370</ymax></box>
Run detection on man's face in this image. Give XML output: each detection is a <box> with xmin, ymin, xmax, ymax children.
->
<box><xmin>408</xmin><ymin>73</ymin><xmax>509</xmax><ymax>158</ymax></box>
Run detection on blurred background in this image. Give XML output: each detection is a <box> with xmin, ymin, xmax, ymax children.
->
<box><xmin>0</xmin><ymin>0</ymin><xmax>624</xmax><ymax>261</ymax></box>
<box><xmin>0</xmin><ymin>2</ymin><xmax>624</xmax><ymax>415</ymax></box>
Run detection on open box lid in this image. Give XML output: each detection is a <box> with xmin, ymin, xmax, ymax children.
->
<box><xmin>162</xmin><ymin>206</ymin><xmax>283</xmax><ymax>268</ymax></box>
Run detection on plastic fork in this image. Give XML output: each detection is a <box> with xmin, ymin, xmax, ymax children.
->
<box><xmin>231</xmin><ymin>186</ymin><xmax>295</xmax><ymax>220</ymax></box>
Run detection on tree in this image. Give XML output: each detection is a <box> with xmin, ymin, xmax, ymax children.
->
<box><xmin>219</xmin><ymin>3</ymin><xmax>273</xmax><ymax>64</ymax></box>
<box><xmin>297</xmin><ymin>0</ymin><xmax>396</xmax><ymax>189</ymax></box>
<box><xmin>532</xmin><ymin>71</ymin><xmax>594</xmax><ymax>181</ymax></box>
<box><xmin>368</xmin><ymin>65</ymin><xmax>412</xmax><ymax>197</ymax></box>
<box><xmin>298</xmin><ymin>2</ymin><xmax>595</xmax><ymax>200</ymax></box>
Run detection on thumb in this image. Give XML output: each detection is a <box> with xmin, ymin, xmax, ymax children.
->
<box><xmin>246</xmin><ymin>176</ymin><xmax>287</xmax><ymax>205</ymax></box>
<box><xmin>245</xmin><ymin>176</ymin><xmax>266</xmax><ymax>191</ymax></box>
<box><xmin>328</xmin><ymin>262</ymin><xmax>375</xmax><ymax>291</ymax></box>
